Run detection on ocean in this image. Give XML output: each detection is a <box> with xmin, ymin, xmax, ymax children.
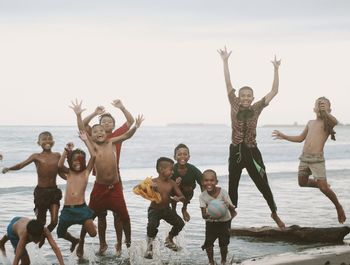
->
<box><xmin>0</xmin><ymin>125</ymin><xmax>349</xmax><ymax>265</ymax></box>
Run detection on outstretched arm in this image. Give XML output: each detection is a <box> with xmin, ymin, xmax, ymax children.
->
<box><xmin>217</xmin><ymin>46</ymin><xmax>234</xmax><ymax>95</ymax></box>
<box><xmin>82</xmin><ymin>106</ymin><xmax>105</xmax><ymax>130</ymax></box>
<box><xmin>78</xmin><ymin>131</ymin><xmax>96</xmax><ymax>173</ymax></box>
<box><xmin>58</xmin><ymin>143</ymin><xmax>74</xmax><ymax>178</ymax></box>
<box><xmin>2</xmin><ymin>154</ymin><xmax>36</xmax><ymax>174</ymax></box>
<box><xmin>69</xmin><ymin>99</ymin><xmax>87</xmax><ymax>132</ymax></box>
<box><xmin>111</xmin><ymin>99</ymin><xmax>135</xmax><ymax>128</ymax></box>
<box><xmin>272</xmin><ymin>124</ymin><xmax>308</xmax><ymax>143</ymax></box>
<box><xmin>110</xmin><ymin>114</ymin><xmax>144</xmax><ymax>144</ymax></box>
<box><xmin>44</xmin><ymin>228</ymin><xmax>65</xmax><ymax>265</ymax></box>
<box><xmin>265</xmin><ymin>55</ymin><xmax>281</xmax><ymax>104</ymax></box>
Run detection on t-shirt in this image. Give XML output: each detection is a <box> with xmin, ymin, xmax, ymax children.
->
<box><xmin>199</xmin><ymin>188</ymin><xmax>233</xmax><ymax>222</ymax></box>
<box><xmin>171</xmin><ymin>163</ymin><xmax>202</xmax><ymax>189</ymax></box>
<box><xmin>108</xmin><ymin>122</ymin><xmax>128</xmax><ymax>174</ymax></box>
<box><xmin>228</xmin><ymin>89</ymin><xmax>267</xmax><ymax>147</ymax></box>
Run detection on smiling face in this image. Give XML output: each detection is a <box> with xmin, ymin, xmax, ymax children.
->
<box><xmin>238</xmin><ymin>87</ymin><xmax>254</xmax><ymax>108</ymax></box>
<box><xmin>202</xmin><ymin>170</ymin><xmax>218</xmax><ymax>193</ymax></box>
<box><xmin>174</xmin><ymin>147</ymin><xmax>190</xmax><ymax>166</ymax></box>
<box><xmin>70</xmin><ymin>151</ymin><xmax>86</xmax><ymax>172</ymax></box>
<box><xmin>99</xmin><ymin>114</ymin><xmax>115</xmax><ymax>133</ymax></box>
<box><xmin>91</xmin><ymin>124</ymin><xmax>107</xmax><ymax>143</ymax></box>
<box><xmin>37</xmin><ymin>132</ymin><xmax>54</xmax><ymax>151</ymax></box>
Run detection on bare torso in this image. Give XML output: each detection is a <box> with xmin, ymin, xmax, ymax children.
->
<box><xmin>64</xmin><ymin>170</ymin><xmax>89</xmax><ymax>205</ymax></box>
<box><xmin>303</xmin><ymin>119</ymin><xmax>330</xmax><ymax>154</ymax></box>
<box><xmin>94</xmin><ymin>141</ymin><xmax>119</xmax><ymax>185</ymax></box>
<box><xmin>150</xmin><ymin>177</ymin><xmax>177</xmax><ymax>209</ymax></box>
<box><xmin>34</xmin><ymin>152</ymin><xmax>61</xmax><ymax>187</ymax></box>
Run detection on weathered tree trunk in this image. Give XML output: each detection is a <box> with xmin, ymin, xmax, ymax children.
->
<box><xmin>230</xmin><ymin>225</ymin><xmax>350</xmax><ymax>243</ymax></box>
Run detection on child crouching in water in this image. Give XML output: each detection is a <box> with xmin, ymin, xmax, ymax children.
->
<box><xmin>199</xmin><ymin>169</ymin><xmax>236</xmax><ymax>265</ymax></box>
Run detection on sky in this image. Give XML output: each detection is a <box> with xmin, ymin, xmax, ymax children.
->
<box><xmin>0</xmin><ymin>0</ymin><xmax>349</xmax><ymax>126</ymax></box>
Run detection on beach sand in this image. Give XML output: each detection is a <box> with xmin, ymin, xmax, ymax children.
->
<box><xmin>236</xmin><ymin>245</ymin><xmax>350</xmax><ymax>265</ymax></box>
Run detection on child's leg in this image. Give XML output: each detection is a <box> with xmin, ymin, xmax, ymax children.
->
<box><xmin>84</xmin><ymin>219</ymin><xmax>97</xmax><ymax>238</ymax></box>
<box><xmin>76</xmin><ymin>226</ymin><xmax>87</xmax><ymax>258</ymax></box>
<box><xmin>48</xmin><ymin>204</ymin><xmax>59</xmax><ymax>231</ymax></box>
<box><xmin>112</xmin><ymin>213</ymin><xmax>123</xmax><ymax>256</ymax></box>
<box><xmin>181</xmin><ymin>186</ymin><xmax>194</xmax><ymax>222</ymax></box>
<box><xmin>317</xmin><ymin>179</ymin><xmax>346</xmax><ymax>223</ymax></box>
<box><xmin>0</xmin><ymin>234</ymin><xmax>8</xmax><ymax>254</ymax></box>
<box><xmin>20</xmin><ymin>251</ymin><xmax>30</xmax><ymax>265</ymax></box>
<box><xmin>97</xmin><ymin>212</ymin><xmax>108</xmax><ymax>254</ymax></box>
<box><xmin>219</xmin><ymin>246</ymin><xmax>228</xmax><ymax>264</ymax></box>
<box><xmin>205</xmin><ymin>246</ymin><xmax>215</xmax><ymax>265</ymax></box>
<box><xmin>63</xmin><ymin>232</ymin><xmax>80</xmax><ymax>252</ymax></box>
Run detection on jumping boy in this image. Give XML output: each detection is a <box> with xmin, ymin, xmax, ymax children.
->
<box><xmin>218</xmin><ymin>46</ymin><xmax>285</xmax><ymax>229</ymax></box>
<box><xmin>56</xmin><ymin>134</ymin><xmax>97</xmax><ymax>253</ymax></box>
<box><xmin>82</xmin><ymin>99</ymin><xmax>134</xmax><ymax>255</ymax></box>
<box><xmin>0</xmin><ymin>217</ymin><xmax>65</xmax><ymax>265</ymax></box>
<box><xmin>272</xmin><ymin>97</ymin><xmax>346</xmax><ymax>224</ymax></box>
<box><xmin>199</xmin><ymin>169</ymin><xmax>236</xmax><ymax>265</ymax></box>
<box><xmin>2</xmin><ymin>132</ymin><xmax>62</xmax><ymax>232</ymax></box>
<box><xmin>144</xmin><ymin>157</ymin><xmax>185</xmax><ymax>259</ymax></box>
<box><xmin>70</xmin><ymin>99</ymin><xmax>143</xmax><ymax>258</ymax></box>
<box><xmin>171</xmin><ymin>143</ymin><xmax>203</xmax><ymax>222</ymax></box>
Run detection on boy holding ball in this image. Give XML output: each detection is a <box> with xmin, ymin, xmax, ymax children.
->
<box><xmin>199</xmin><ymin>169</ymin><xmax>236</xmax><ymax>265</ymax></box>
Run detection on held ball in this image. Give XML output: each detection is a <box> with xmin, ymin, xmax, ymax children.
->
<box><xmin>207</xmin><ymin>199</ymin><xmax>227</xmax><ymax>219</ymax></box>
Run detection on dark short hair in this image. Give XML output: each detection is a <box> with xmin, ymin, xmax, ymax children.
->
<box><xmin>99</xmin><ymin>113</ymin><xmax>116</xmax><ymax>126</ymax></box>
<box><xmin>156</xmin><ymin>157</ymin><xmax>174</xmax><ymax>173</ymax></box>
<box><xmin>91</xmin><ymin>124</ymin><xmax>104</xmax><ymax>130</ymax></box>
<box><xmin>174</xmin><ymin>143</ymin><xmax>189</xmax><ymax>157</ymax></box>
<box><xmin>202</xmin><ymin>169</ymin><xmax>217</xmax><ymax>181</ymax></box>
<box><xmin>27</xmin><ymin>219</ymin><xmax>44</xmax><ymax>238</ymax></box>
<box><xmin>238</xmin><ymin>86</ymin><xmax>254</xmax><ymax>96</ymax></box>
<box><xmin>38</xmin><ymin>131</ymin><xmax>53</xmax><ymax>141</ymax></box>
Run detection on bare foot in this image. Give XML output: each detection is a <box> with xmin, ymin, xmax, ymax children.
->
<box><xmin>98</xmin><ymin>243</ymin><xmax>108</xmax><ymax>255</ymax></box>
<box><xmin>114</xmin><ymin>242</ymin><xmax>121</xmax><ymax>257</ymax></box>
<box><xmin>76</xmin><ymin>242</ymin><xmax>84</xmax><ymax>258</ymax></box>
<box><xmin>271</xmin><ymin>212</ymin><xmax>286</xmax><ymax>230</ymax></box>
<box><xmin>70</xmin><ymin>239</ymin><xmax>80</xmax><ymax>252</ymax></box>
<box><xmin>182</xmin><ymin>208</ymin><xmax>190</xmax><ymax>222</ymax></box>
<box><xmin>336</xmin><ymin>205</ymin><xmax>346</xmax><ymax>224</ymax></box>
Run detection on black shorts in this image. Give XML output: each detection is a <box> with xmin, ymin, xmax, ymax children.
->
<box><xmin>202</xmin><ymin>220</ymin><xmax>231</xmax><ymax>250</ymax></box>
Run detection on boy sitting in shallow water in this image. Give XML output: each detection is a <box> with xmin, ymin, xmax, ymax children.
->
<box><xmin>56</xmin><ymin>135</ymin><xmax>97</xmax><ymax>253</ymax></box>
<box><xmin>272</xmin><ymin>97</ymin><xmax>346</xmax><ymax>224</ymax></box>
<box><xmin>0</xmin><ymin>217</ymin><xmax>65</xmax><ymax>265</ymax></box>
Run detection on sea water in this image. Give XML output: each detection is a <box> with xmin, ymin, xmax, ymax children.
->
<box><xmin>0</xmin><ymin>125</ymin><xmax>349</xmax><ymax>264</ymax></box>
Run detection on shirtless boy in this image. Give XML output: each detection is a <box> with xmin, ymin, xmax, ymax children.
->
<box><xmin>82</xmin><ymin>99</ymin><xmax>135</xmax><ymax>255</ymax></box>
<box><xmin>218</xmin><ymin>46</ymin><xmax>285</xmax><ymax>229</ymax></box>
<box><xmin>2</xmin><ymin>132</ymin><xmax>62</xmax><ymax>232</ymax></box>
<box><xmin>272</xmin><ymin>97</ymin><xmax>346</xmax><ymax>224</ymax></box>
<box><xmin>70</xmin><ymin>99</ymin><xmax>144</xmax><ymax>257</ymax></box>
<box><xmin>144</xmin><ymin>157</ymin><xmax>185</xmax><ymax>259</ymax></box>
<box><xmin>0</xmin><ymin>217</ymin><xmax>65</xmax><ymax>265</ymax></box>
<box><xmin>56</xmin><ymin>135</ymin><xmax>97</xmax><ymax>253</ymax></box>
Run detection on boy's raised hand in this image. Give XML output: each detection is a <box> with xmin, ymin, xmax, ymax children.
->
<box><xmin>217</xmin><ymin>46</ymin><xmax>232</xmax><ymax>61</ymax></box>
<box><xmin>94</xmin><ymin>106</ymin><xmax>105</xmax><ymax>115</ymax></box>
<box><xmin>111</xmin><ymin>99</ymin><xmax>125</xmax><ymax>109</ymax></box>
<box><xmin>69</xmin><ymin>99</ymin><xmax>86</xmax><ymax>115</ymax></box>
<box><xmin>272</xmin><ymin>130</ymin><xmax>284</xmax><ymax>140</ymax></box>
<box><xmin>135</xmin><ymin>114</ymin><xmax>145</xmax><ymax>128</ymax></box>
<box><xmin>79</xmin><ymin>131</ymin><xmax>88</xmax><ymax>141</ymax></box>
<box><xmin>65</xmin><ymin>142</ymin><xmax>74</xmax><ymax>152</ymax></box>
<box><xmin>271</xmin><ymin>55</ymin><xmax>281</xmax><ymax>69</ymax></box>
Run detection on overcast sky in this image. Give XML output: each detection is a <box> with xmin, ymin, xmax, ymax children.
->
<box><xmin>0</xmin><ymin>0</ymin><xmax>349</xmax><ymax>126</ymax></box>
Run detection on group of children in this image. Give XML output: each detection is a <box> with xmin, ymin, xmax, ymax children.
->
<box><xmin>0</xmin><ymin>47</ymin><xmax>347</xmax><ymax>265</ymax></box>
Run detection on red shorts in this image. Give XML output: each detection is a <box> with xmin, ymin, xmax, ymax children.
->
<box><xmin>89</xmin><ymin>181</ymin><xmax>130</xmax><ymax>222</ymax></box>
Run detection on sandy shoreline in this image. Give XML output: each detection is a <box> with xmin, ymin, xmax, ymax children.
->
<box><xmin>236</xmin><ymin>244</ymin><xmax>350</xmax><ymax>265</ymax></box>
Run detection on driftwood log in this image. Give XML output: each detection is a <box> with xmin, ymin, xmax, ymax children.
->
<box><xmin>230</xmin><ymin>225</ymin><xmax>350</xmax><ymax>243</ymax></box>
